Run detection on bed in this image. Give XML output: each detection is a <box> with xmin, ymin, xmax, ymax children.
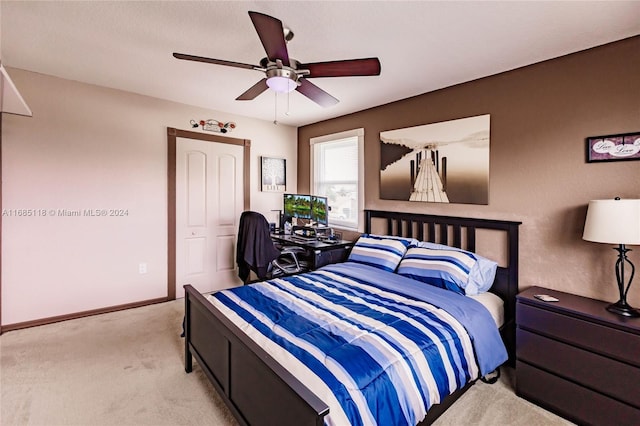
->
<box><xmin>183</xmin><ymin>210</ymin><xmax>521</xmax><ymax>425</ymax></box>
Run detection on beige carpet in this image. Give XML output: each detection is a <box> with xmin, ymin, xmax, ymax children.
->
<box><xmin>1</xmin><ymin>299</ymin><xmax>573</xmax><ymax>426</ymax></box>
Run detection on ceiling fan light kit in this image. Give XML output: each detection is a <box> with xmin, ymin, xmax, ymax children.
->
<box><xmin>173</xmin><ymin>10</ymin><xmax>380</xmax><ymax>107</ymax></box>
<box><xmin>265</xmin><ymin>68</ymin><xmax>298</xmax><ymax>93</ymax></box>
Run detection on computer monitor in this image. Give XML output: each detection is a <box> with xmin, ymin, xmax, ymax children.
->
<box><xmin>311</xmin><ymin>195</ymin><xmax>328</xmax><ymax>226</ymax></box>
<box><xmin>283</xmin><ymin>193</ymin><xmax>312</xmax><ymax>223</ymax></box>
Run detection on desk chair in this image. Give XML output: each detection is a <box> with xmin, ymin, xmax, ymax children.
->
<box><xmin>236</xmin><ymin>211</ymin><xmax>308</xmax><ymax>283</ymax></box>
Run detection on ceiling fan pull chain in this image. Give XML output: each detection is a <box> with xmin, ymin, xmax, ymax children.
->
<box><xmin>273</xmin><ymin>92</ymin><xmax>278</xmax><ymax>125</ymax></box>
<box><xmin>285</xmin><ymin>90</ymin><xmax>291</xmax><ymax>116</ymax></box>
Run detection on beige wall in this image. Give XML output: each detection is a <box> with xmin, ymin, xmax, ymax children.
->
<box><xmin>1</xmin><ymin>69</ymin><xmax>297</xmax><ymax>326</ymax></box>
<box><xmin>298</xmin><ymin>37</ymin><xmax>640</xmax><ymax>306</ymax></box>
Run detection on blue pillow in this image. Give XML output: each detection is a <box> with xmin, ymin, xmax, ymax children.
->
<box><xmin>347</xmin><ymin>234</ymin><xmax>410</xmax><ymax>273</ymax></box>
<box><xmin>396</xmin><ymin>246</ymin><xmax>479</xmax><ymax>295</ymax></box>
<box><xmin>415</xmin><ymin>242</ymin><xmax>498</xmax><ymax>295</ymax></box>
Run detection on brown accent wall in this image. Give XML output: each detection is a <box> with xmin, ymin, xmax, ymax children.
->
<box><xmin>298</xmin><ymin>36</ymin><xmax>640</xmax><ymax>305</ymax></box>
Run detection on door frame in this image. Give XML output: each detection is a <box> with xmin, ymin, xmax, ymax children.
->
<box><xmin>167</xmin><ymin>127</ymin><xmax>250</xmax><ymax>300</ymax></box>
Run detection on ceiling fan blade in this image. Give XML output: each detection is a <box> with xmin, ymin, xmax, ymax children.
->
<box><xmin>248</xmin><ymin>11</ymin><xmax>290</xmax><ymax>66</ymax></box>
<box><xmin>296</xmin><ymin>79</ymin><xmax>339</xmax><ymax>107</ymax></box>
<box><xmin>236</xmin><ymin>78</ymin><xmax>269</xmax><ymax>101</ymax></box>
<box><xmin>299</xmin><ymin>58</ymin><xmax>381</xmax><ymax>78</ymax></box>
<box><xmin>173</xmin><ymin>52</ymin><xmax>258</xmax><ymax>70</ymax></box>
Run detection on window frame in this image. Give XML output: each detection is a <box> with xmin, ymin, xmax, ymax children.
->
<box><xmin>310</xmin><ymin>128</ymin><xmax>364</xmax><ymax>232</ymax></box>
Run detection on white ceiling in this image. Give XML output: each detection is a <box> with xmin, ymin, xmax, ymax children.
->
<box><xmin>2</xmin><ymin>1</ymin><xmax>639</xmax><ymax>127</ymax></box>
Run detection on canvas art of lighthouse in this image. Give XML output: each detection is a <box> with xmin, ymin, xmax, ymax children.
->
<box><xmin>380</xmin><ymin>114</ymin><xmax>490</xmax><ymax>205</ymax></box>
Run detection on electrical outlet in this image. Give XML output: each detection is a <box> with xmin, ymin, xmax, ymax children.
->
<box><xmin>139</xmin><ymin>263</ymin><xmax>147</xmax><ymax>274</ymax></box>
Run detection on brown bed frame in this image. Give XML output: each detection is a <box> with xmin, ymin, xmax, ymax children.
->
<box><xmin>183</xmin><ymin>210</ymin><xmax>521</xmax><ymax>426</ymax></box>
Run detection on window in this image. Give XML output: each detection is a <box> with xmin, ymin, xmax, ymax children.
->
<box><xmin>310</xmin><ymin>129</ymin><xmax>364</xmax><ymax>231</ymax></box>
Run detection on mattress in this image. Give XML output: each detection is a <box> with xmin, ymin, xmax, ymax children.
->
<box><xmin>467</xmin><ymin>291</ymin><xmax>504</xmax><ymax>328</ymax></box>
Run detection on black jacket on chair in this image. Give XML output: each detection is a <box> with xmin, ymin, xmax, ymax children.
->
<box><xmin>236</xmin><ymin>211</ymin><xmax>280</xmax><ymax>283</ymax></box>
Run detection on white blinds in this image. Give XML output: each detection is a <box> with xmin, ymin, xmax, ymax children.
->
<box><xmin>313</xmin><ymin>136</ymin><xmax>359</xmax><ymax>229</ymax></box>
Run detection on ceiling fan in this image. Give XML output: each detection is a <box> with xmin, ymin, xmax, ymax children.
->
<box><xmin>173</xmin><ymin>11</ymin><xmax>381</xmax><ymax>107</ymax></box>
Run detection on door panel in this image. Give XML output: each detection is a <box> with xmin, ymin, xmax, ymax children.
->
<box><xmin>218</xmin><ymin>154</ymin><xmax>237</xmax><ymax>226</ymax></box>
<box><xmin>176</xmin><ymin>138</ymin><xmax>243</xmax><ymax>298</ymax></box>
<box><xmin>187</xmin><ymin>152</ymin><xmax>206</xmax><ymax>226</ymax></box>
<box><xmin>185</xmin><ymin>237</ymin><xmax>206</xmax><ymax>274</ymax></box>
<box><xmin>216</xmin><ymin>235</ymin><xmax>236</xmax><ymax>271</ymax></box>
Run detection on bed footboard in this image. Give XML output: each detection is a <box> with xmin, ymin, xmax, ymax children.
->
<box><xmin>184</xmin><ymin>285</ymin><xmax>329</xmax><ymax>426</ymax></box>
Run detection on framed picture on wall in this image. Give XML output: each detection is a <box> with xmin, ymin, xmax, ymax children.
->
<box><xmin>586</xmin><ymin>132</ymin><xmax>640</xmax><ymax>163</ymax></box>
<box><xmin>379</xmin><ymin>114</ymin><xmax>490</xmax><ymax>205</ymax></box>
<box><xmin>261</xmin><ymin>156</ymin><xmax>286</xmax><ymax>192</ymax></box>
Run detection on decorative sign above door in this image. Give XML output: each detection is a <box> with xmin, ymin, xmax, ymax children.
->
<box><xmin>190</xmin><ymin>119</ymin><xmax>237</xmax><ymax>133</ymax></box>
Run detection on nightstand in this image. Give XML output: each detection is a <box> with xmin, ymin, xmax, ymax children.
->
<box><xmin>516</xmin><ymin>286</ymin><xmax>640</xmax><ymax>426</ymax></box>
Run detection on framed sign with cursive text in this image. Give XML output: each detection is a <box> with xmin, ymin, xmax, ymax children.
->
<box><xmin>586</xmin><ymin>132</ymin><xmax>640</xmax><ymax>163</ymax></box>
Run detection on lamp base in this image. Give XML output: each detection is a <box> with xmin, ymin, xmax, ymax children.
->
<box><xmin>606</xmin><ymin>301</ymin><xmax>640</xmax><ymax>318</ymax></box>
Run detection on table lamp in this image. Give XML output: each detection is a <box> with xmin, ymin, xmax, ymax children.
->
<box><xmin>582</xmin><ymin>197</ymin><xmax>640</xmax><ymax>317</ymax></box>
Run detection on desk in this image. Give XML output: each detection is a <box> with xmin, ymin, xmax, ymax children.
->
<box><xmin>271</xmin><ymin>234</ymin><xmax>352</xmax><ymax>270</ymax></box>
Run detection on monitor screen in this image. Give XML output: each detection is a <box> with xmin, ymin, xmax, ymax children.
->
<box><xmin>311</xmin><ymin>195</ymin><xmax>328</xmax><ymax>226</ymax></box>
<box><xmin>283</xmin><ymin>193</ymin><xmax>312</xmax><ymax>221</ymax></box>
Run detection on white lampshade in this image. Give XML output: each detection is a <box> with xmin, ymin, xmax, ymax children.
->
<box><xmin>583</xmin><ymin>198</ymin><xmax>640</xmax><ymax>245</ymax></box>
<box><xmin>266</xmin><ymin>76</ymin><xmax>297</xmax><ymax>93</ymax></box>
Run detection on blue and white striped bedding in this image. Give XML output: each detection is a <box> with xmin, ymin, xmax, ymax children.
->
<box><xmin>211</xmin><ymin>262</ymin><xmax>507</xmax><ymax>426</ymax></box>
<box><xmin>347</xmin><ymin>234</ymin><xmax>411</xmax><ymax>272</ymax></box>
<box><xmin>396</xmin><ymin>246</ymin><xmax>478</xmax><ymax>295</ymax></box>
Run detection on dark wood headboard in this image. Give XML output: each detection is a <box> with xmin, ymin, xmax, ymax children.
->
<box><xmin>364</xmin><ymin>209</ymin><xmax>522</xmax><ymax>362</ymax></box>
